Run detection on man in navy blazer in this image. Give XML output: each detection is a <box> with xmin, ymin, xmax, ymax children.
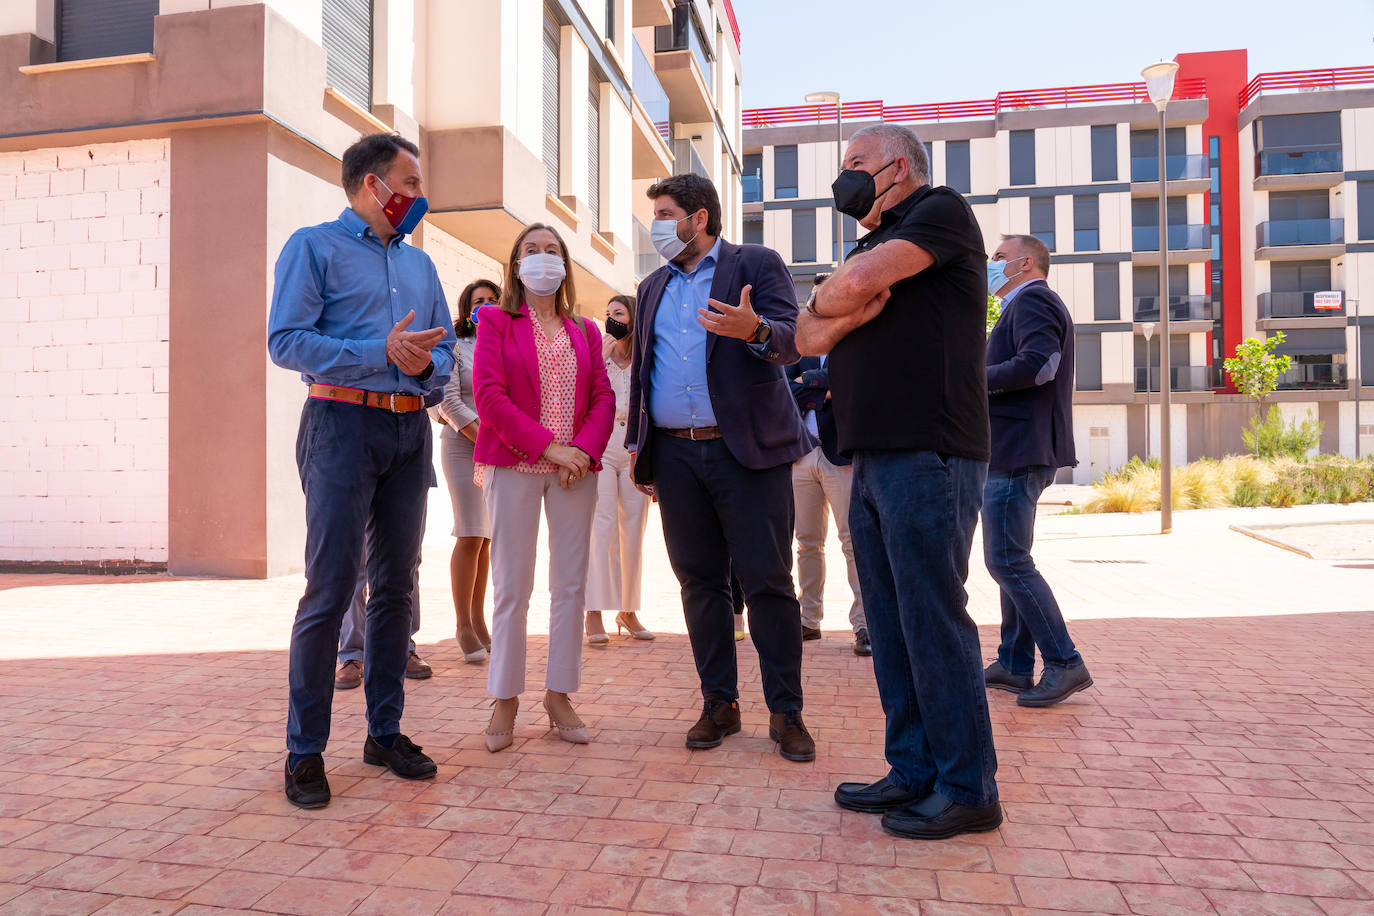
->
<box><xmin>627</xmin><ymin>174</ymin><xmax>817</xmax><ymax>762</ymax></box>
<box><xmin>981</xmin><ymin>234</ymin><xmax>1092</xmax><ymax>708</ymax></box>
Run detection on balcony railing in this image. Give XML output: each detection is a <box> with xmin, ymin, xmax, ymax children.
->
<box><xmin>670</xmin><ymin>138</ymin><xmax>709</xmax><ymax>180</ymax></box>
<box><xmin>1135</xmin><ymin>366</ymin><xmax>1213</xmax><ymax>393</ymax></box>
<box><xmin>655</xmin><ymin>4</ymin><xmax>711</xmax><ymax>90</ymax></box>
<box><xmin>1129</xmin><ymin>154</ymin><xmax>1209</xmax><ymax>182</ymax></box>
<box><xmin>1259</xmin><ymin>290</ymin><xmax>1346</xmax><ymax>318</ymax></box>
<box><xmin>634</xmin><ymin>216</ymin><xmax>663</xmax><ymax>281</ymax></box>
<box><xmin>1256</xmin><ymin>218</ymin><xmax>1344</xmax><ymax>248</ymax></box>
<box><xmin>632</xmin><ymin>38</ymin><xmax>670</xmax><ymax>140</ymax></box>
<box><xmin>1133</xmin><ymin>295</ymin><xmax>1213</xmax><ymax>322</ymax></box>
<box><xmin>743</xmin><ymin>172</ymin><xmax>762</xmax><ymax>203</ymax></box>
<box><xmin>1256</xmin><ymin>148</ymin><xmax>1343</xmax><ymax>176</ymax></box>
<box><xmin>1239</xmin><ymin>64</ymin><xmax>1374</xmax><ymax>109</ymax></box>
<box><xmin>1276</xmin><ymin>361</ymin><xmax>1348</xmax><ymax>390</ymax></box>
<box><xmin>1132</xmin><ymin>224</ymin><xmax>1211</xmax><ymax>252</ymax></box>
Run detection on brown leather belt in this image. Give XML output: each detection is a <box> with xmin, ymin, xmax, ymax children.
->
<box><xmin>308</xmin><ymin>383</ymin><xmax>423</xmax><ymax>413</ymax></box>
<box><xmin>657</xmin><ymin>426</ymin><xmax>723</xmax><ymax>441</ymax></box>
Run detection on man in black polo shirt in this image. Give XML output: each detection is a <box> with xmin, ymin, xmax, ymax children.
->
<box><xmin>797</xmin><ymin>123</ymin><xmax>1000</xmax><ymax>841</ymax></box>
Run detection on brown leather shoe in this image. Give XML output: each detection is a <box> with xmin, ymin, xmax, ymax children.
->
<box><xmin>405</xmin><ymin>652</ymin><xmax>433</xmax><ymax>679</ymax></box>
<box><xmin>334</xmin><ymin>659</ymin><xmax>362</xmax><ymax>690</ymax></box>
<box><xmin>685</xmin><ymin>698</ymin><xmax>741</xmax><ymax>749</ymax></box>
<box><xmin>769</xmin><ymin>711</ymin><xmax>816</xmax><ymax>762</ymax></box>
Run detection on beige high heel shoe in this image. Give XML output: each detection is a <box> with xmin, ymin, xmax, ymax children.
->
<box><xmin>484</xmin><ymin>696</ymin><xmax>518</xmax><ymax>753</ymax></box>
<box><xmin>543</xmin><ymin>692</ymin><xmax>589</xmax><ymax>745</ymax></box>
<box><xmin>615</xmin><ymin>612</ymin><xmax>656</xmax><ymax>641</ymax></box>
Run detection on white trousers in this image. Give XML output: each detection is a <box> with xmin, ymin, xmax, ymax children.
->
<box><xmin>484</xmin><ymin>466</ymin><xmax>597</xmax><ymax>698</ymax></box>
<box><xmin>585</xmin><ymin>430</ymin><xmax>652</xmax><ymax>612</ymax></box>
<box><xmin>792</xmin><ymin>446</ymin><xmax>865</xmax><ymax>631</ymax></box>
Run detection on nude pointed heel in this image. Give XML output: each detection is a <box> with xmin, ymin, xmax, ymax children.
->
<box><xmin>542</xmin><ymin>693</ymin><xmax>589</xmax><ymax>745</ymax></box>
<box><xmin>615</xmin><ymin>612</ymin><xmax>655</xmax><ymax>641</ymax></box>
<box><xmin>484</xmin><ymin>697</ymin><xmax>517</xmax><ymax>753</ymax></box>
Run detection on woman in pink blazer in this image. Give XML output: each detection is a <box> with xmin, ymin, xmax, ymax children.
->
<box><xmin>472</xmin><ymin>222</ymin><xmax>614</xmax><ymax>752</ymax></box>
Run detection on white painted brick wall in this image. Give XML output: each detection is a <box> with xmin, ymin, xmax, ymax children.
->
<box><xmin>0</xmin><ymin>140</ymin><xmax>171</xmax><ymax>563</ymax></box>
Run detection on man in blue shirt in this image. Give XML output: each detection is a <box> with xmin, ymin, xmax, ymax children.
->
<box><xmin>626</xmin><ymin>174</ymin><xmax>817</xmax><ymax>763</ymax></box>
<box><xmin>268</xmin><ymin>133</ymin><xmax>455</xmax><ymax>809</ymax></box>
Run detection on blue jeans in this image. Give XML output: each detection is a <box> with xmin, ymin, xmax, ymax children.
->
<box><xmin>286</xmin><ymin>399</ymin><xmax>431</xmax><ymax>756</ymax></box>
<box><xmin>983</xmin><ymin>466</ymin><xmax>1082</xmax><ymax>676</ymax></box>
<box><xmin>849</xmin><ymin>449</ymin><xmax>998</xmax><ymax>808</ymax></box>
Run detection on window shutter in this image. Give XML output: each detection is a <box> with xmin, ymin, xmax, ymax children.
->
<box><xmin>57</xmin><ymin>0</ymin><xmax>157</xmax><ymax>62</ymax></box>
<box><xmin>322</xmin><ymin>0</ymin><xmax>373</xmax><ymax>110</ymax></box>
<box><xmin>543</xmin><ymin>13</ymin><xmax>561</xmax><ymax>196</ymax></box>
<box><xmin>588</xmin><ymin>77</ymin><xmax>601</xmax><ymax>232</ymax></box>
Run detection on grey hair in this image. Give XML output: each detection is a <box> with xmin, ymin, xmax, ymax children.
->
<box><xmin>849</xmin><ymin>123</ymin><xmax>930</xmax><ymax>184</ymax></box>
<box><xmin>1000</xmin><ymin>234</ymin><xmax>1051</xmax><ymax>275</ymax></box>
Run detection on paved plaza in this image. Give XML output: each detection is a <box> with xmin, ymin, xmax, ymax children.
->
<box><xmin>2</xmin><ymin>493</ymin><xmax>1374</xmax><ymax>914</ymax></box>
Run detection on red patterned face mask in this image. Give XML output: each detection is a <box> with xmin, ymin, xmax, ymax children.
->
<box><xmin>372</xmin><ymin>176</ymin><xmax>429</xmax><ymax>235</ymax></box>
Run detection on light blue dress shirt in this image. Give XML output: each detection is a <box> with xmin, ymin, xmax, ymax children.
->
<box><xmin>648</xmin><ymin>238</ymin><xmax>724</xmax><ymax>428</ymax></box>
<box><xmin>268</xmin><ymin>208</ymin><xmax>455</xmax><ymax>397</ymax></box>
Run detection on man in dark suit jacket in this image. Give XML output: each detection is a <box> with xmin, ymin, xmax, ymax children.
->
<box><xmin>789</xmin><ymin>278</ymin><xmax>868</xmax><ymax>656</ymax></box>
<box><xmin>981</xmin><ymin>234</ymin><xmax>1092</xmax><ymax>708</ymax></box>
<box><xmin>627</xmin><ymin>173</ymin><xmax>817</xmax><ymax>762</ymax></box>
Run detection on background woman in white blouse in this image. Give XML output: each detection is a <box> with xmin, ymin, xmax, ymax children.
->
<box><xmin>584</xmin><ymin>295</ymin><xmax>655</xmax><ymax>646</ymax></box>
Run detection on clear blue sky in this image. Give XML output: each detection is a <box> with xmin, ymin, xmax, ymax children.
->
<box><xmin>734</xmin><ymin>0</ymin><xmax>1374</xmax><ymax>109</ymax></box>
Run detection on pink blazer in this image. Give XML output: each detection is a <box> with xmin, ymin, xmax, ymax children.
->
<box><xmin>471</xmin><ymin>305</ymin><xmax>615</xmax><ymax>470</ymax></box>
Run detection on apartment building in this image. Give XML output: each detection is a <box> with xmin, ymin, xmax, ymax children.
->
<box><xmin>0</xmin><ymin>0</ymin><xmax>742</xmax><ymax>574</ymax></box>
<box><xmin>743</xmin><ymin>52</ymin><xmax>1374</xmax><ymax>483</ymax></box>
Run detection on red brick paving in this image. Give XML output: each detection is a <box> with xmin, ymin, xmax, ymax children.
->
<box><xmin>2</xmin><ymin>611</ymin><xmax>1374</xmax><ymax>914</ymax></box>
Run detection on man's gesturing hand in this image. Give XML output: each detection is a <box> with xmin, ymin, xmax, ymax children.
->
<box><xmin>698</xmin><ymin>284</ymin><xmax>762</xmax><ymax>341</ymax></box>
<box><xmin>386</xmin><ymin>310</ymin><xmax>446</xmax><ymax>376</ymax></box>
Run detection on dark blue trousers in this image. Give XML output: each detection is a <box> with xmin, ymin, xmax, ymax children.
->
<box><xmin>286</xmin><ymin>398</ymin><xmax>431</xmax><ymax>756</ymax></box>
<box><xmin>651</xmin><ymin>433</ymin><xmax>804</xmax><ymax>712</ymax></box>
<box><xmin>849</xmin><ymin>449</ymin><xmax>999</xmax><ymax>808</ymax></box>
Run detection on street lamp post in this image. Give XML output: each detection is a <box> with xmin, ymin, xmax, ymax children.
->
<box><xmin>1142</xmin><ymin>321</ymin><xmax>1155</xmax><ymax>458</ymax></box>
<box><xmin>1142</xmin><ymin>60</ymin><xmax>1179</xmax><ymax>534</ymax></box>
<box><xmin>805</xmin><ymin>90</ymin><xmax>843</xmax><ymax>267</ymax></box>
<box><xmin>1352</xmin><ymin>297</ymin><xmax>1362</xmax><ymax>458</ymax></box>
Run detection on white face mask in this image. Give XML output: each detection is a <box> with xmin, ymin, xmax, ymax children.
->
<box><xmin>518</xmin><ymin>252</ymin><xmax>566</xmax><ymax>297</ymax></box>
<box><xmin>651</xmin><ymin>215</ymin><xmax>697</xmax><ymax>261</ymax></box>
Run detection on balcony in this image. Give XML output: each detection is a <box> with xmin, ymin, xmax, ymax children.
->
<box><xmin>1259</xmin><ymin>290</ymin><xmax>1345</xmax><ymax>319</ymax></box>
<box><xmin>670</xmin><ymin>138</ymin><xmax>709</xmax><ymax>180</ymax></box>
<box><xmin>1130</xmin><ymin>154</ymin><xmax>1209</xmax><ymax>182</ymax></box>
<box><xmin>1132</xmin><ymin>295</ymin><xmax>1213</xmax><ymax>323</ymax></box>
<box><xmin>634</xmin><ymin>216</ymin><xmax>664</xmax><ymax>281</ymax></box>
<box><xmin>1276</xmin><ymin>361</ymin><xmax>1348</xmax><ymax>390</ymax></box>
<box><xmin>630</xmin><ymin>38</ymin><xmax>673</xmax><ymax>179</ymax></box>
<box><xmin>1134</xmin><ymin>366</ymin><xmax>1213</xmax><ymax>393</ymax></box>
<box><xmin>743</xmin><ymin>172</ymin><xmax>762</xmax><ymax>203</ymax></box>
<box><xmin>1258</xmin><ymin>148</ymin><xmax>1342</xmax><ymax>176</ymax></box>
<box><xmin>1255</xmin><ymin>218</ymin><xmax>1344</xmax><ymax>259</ymax></box>
<box><xmin>1130</xmin><ymin>224</ymin><xmax>1211</xmax><ymax>264</ymax></box>
<box><xmin>654</xmin><ymin>3</ymin><xmax>715</xmax><ymax>123</ymax></box>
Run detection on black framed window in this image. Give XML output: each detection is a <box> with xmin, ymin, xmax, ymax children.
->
<box><xmin>945</xmin><ymin>140</ymin><xmax>971</xmax><ymax>194</ymax></box>
<box><xmin>57</xmin><ymin>0</ymin><xmax>158</xmax><ymax>62</ymax></box>
<box><xmin>1029</xmin><ymin>196</ymin><xmax>1055</xmax><ymax>252</ymax></box>
<box><xmin>1075</xmin><ymin>334</ymin><xmax>1101</xmax><ymax>391</ymax></box>
<box><xmin>1269</xmin><ymin>191</ymin><xmax>1329</xmax><ymax>222</ymax></box>
<box><xmin>743</xmin><ymin>213</ymin><xmax>763</xmax><ymax>246</ymax></box>
<box><xmin>1010</xmin><ymin>130</ymin><xmax>1036</xmax><ymax>186</ymax></box>
<box><xmin>1090</xmin><ymin>125</ymin><xmax>1117</xmax><ymax>182</ymax></box>
<box><xmin>323</xmin><ymin>0</ymin><xmax>374</xmax><ymax>110</ymax></box>
<box><xmin>542</xmin><ymin>9</ymin><xmax>561</xmax><ymax>196</ymax></box>
<box><xmin>791</xmin><ymin>209</ymin><xmax>817</xmax><ymax>262</ymax></box>
<box><xmin>1073</xmin><ymin>195</ymin><xmax>1099</xmax><ymax>251</ymax></box>
<box><xmin>1093</xmin><ymin>263</ymin><xmax>1119</xmax><ymax>321</ymax></box>
<box><xmin>1359</xmin><ymin>182</ymin><xmax>1374</xmax><ymax>240</ymax></box>
<box><xmin>774</xmin><ymin>146</ymin><xmax>798</xmax><ymax>199</ymax></box>
<box><xmin>1132</xmin><ymin>196</ymin><xmax>1186</xmax><ymax>227</ymax></box>
<box><xmin>743</xmin><ymin>153</ymin><xmax>763</xmax><ymax>203</ymax></box>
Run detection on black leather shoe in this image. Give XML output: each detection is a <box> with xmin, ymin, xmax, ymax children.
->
<box><xmin>881</xmin><ymin>791</ymin><xmax>1003</xmax><ymax>840</ymax></box>
<box><xmin>1017</xmin><ymin>662</ymin><xmax>1093</xmax><ymax>707</ymax></box>
<box><xmin>984</xmin><ymin>660</ymin><xmax>1033</xmax><ymax>694</ymax></box>
<box><xmin>284</xmin><ymin>756</ymin><xmax>330</xmax><ymax>809</ymax></box>
<box><xmin>768</xmin><ymin>711</ymin><xmax>815</xmax><ymax>762</ymax></box>
<box><xmin>834</xmin><ymin>776</ymin><xmax>921</xmax><ymax>813</ymax></box>
<box><xmin>853</xmin><ymin>628</ymin><xmax>872</xmax><ymax>657</ymax></box>
<box><xmin>802</xmin><ymin>626</ymin><xmax>822</xmax><ymax>641</ymax></box>
<box><xmin>363</xmin><ymin>734</ymin><xmax>437</xmax><ymax>780</ymax></box>
<box><xmin>685</xmin><ymin>698</ymin><xmax>741</xmax><ymax>749</ymax></box>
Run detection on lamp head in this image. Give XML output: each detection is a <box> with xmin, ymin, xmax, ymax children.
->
<box><xmin>805</xmin><ymin>91</ymin><xmax>841</xmax><ymax>104</ymax></box>
<box><xmin>1142</xmin><ymin>321</ymin><xmax>1155</xmax><ymax>341</ymax></box>
<box><xmin>1141</xmin><ymin>61</ymin><xmax>1180</xmax><ymax>112</ymax></box>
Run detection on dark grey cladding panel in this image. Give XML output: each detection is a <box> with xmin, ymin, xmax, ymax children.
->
<box><xmin>1049</xmin><ymin>252</ymin><xmax>1133</xmax><ymax>264</ymax></box>
<box><xmin>1346</xmin><ymin>242</ymin><xmax>1374</xmax><ymax>254</ymax></box>
<box><xmin>1345</xmin><ymin>171</ymin><xmax>1374</xmax><ymax>182</ymax></box>
<box><xmin>743</xmin><ymin>117</ymin><xmax>995</xmax><ymax>150</ymax></box>
<box><xmin>1074</xmin><ymin>321</ymin><xmax>1133</xmax><ymax>334</ymax></box>
<box><xmin>1001</xmin><ymin>183</ymin><xmax>1131</xmax><ymax>197</ymax></box>
<box><xmin>1239</xmin><ymin>87</ymin><xmax>1374</xmax><ymax>129</ymax></box>
<box><xmin>967</xmin><ymin>195</ymin><xmax>998</xmax><ymax>205</ymax></box>
<box><xmin>763</xmin><ymin>198</ymin><xmax>833</xmax><ymax>210</ymax></box>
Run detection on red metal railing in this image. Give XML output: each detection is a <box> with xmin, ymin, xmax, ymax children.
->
<box><xmin>742</xmin><ymin>78</ymin><xmax>1208</xmax><ymax>128</ymax></box>
<box><xmin>1239</xmin><ymin>65</ymin><xmax>1374</xmax><ymax>109</ymax></box>
<box><xmin>719</xmin><ymin>0</ymin><xmax>740</xmax><ymax>49</ymax></box>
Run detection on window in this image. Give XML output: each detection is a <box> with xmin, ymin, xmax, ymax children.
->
<box><xmin>1093</xmin><ymin>263</ymin><xmax>1119</xmax><ymax>321</ymax></box>
<box><xmin>58</xmin><ymin>0</ymin><xmax>157</xmax><ymax>62</ymax></box>
<box><xmin>1073</xmin><ymin>195</ymin><xmax>1099</xmax><ymax>251</ymax></box>
<box><xmin>774</xmin><ymin>146</ymin><xmax>798</xmax><ymax>199</ymax></box>
<box><xmin>837</xmin><ymin>213</ymin><xmax>859</xmax><ymax>261</ymax></box>
<box><xmin>1090</xmin><ymin>125</ymin><xmax>1117</xmax><ymax>182</ymax></box>
<box><xmin>945</xmin><ymin>140</ymin><xmax>971</xmax><ymax>194</ymax></box>
<box><xmin>1269</xmin><ymin>191</ymin><xmax>1329</xmax><ymax>222</ymax></box>
<box><xmin>322</xmin><ymin>0</ymin><xmax>374</xmax><ymax>109</ymax></box>
<box><xmin>792</xmin><ymin>208</ymin><xmax>817</xmax><ymax>262</ymax></box>
<box><xmin>1133</xmin><ymin>265</ymin><xmax>1187</xmax><ymax>320</ymax></box>
<box><xmin>587</xmin><ymin>75</ymin><xmax>601</xmax><ymax>232</ymax></box>
<box><xmin>1029</xmin><ymin>197</ymin><xmax>1055</xmax><ymax>252</ymax></box>
<box><xmin>1361</xmin><ymin>182</ymin><xmax>1374</xmax><ymax>241</ymax></box>
<box><xmin>1270</xmin><ymin>261</ymin><xmax>1332</xmax><ymax>293</ymax></box>
<box><xmin>743</xmin><ymin>214</ymin><xmax>763</xmax><ymax>246</ymax></box>
<box><xmin>743</xmin><ymin>153</ymin><xmax>763</xmax><ymax>203</ymax></box>
<box><xmin>1363</xmin><ymin>327</ymin><xmax>1374</xmax><ymax>382</ymax></box>
<box><xmin>1009</xmin><ymin>130</ymin><xmax>1036</xmax><ymax>186</ymax></box>
<box><xmin>1257</xmin><ymin>112</ymin><xmax>1341</xmax><ymax>150</ymax></box>
<box><xmin>1131</xmin><ymin>197</ymin><xmax>1186</xmax><ymax>227</ymax></box>
<box><xmin>1075</xmin><ymin>334</ymin><xmax>1101</xmax><ymax>391</ymax></box>
<box><xmin>1129</xmin><ymin>127</ymin><xmax>1186</xmax><ymax>182</ymax></box>
<box><xmin>542</xmin><ymin>9</ymin><xmax>561</xmax><ymax>196</ymax></box>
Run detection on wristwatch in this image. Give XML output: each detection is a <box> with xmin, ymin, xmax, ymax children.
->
<box><xmin>750</xmin><ymin>317</ymin><xmax>772</xmax><ymax>346</ymax></box>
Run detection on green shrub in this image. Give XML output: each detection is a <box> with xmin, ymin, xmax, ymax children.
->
<box><xmin>1242</xmin><ymin>406</ymin><xmax>1323</xmax><ymax>460</ymax></box>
